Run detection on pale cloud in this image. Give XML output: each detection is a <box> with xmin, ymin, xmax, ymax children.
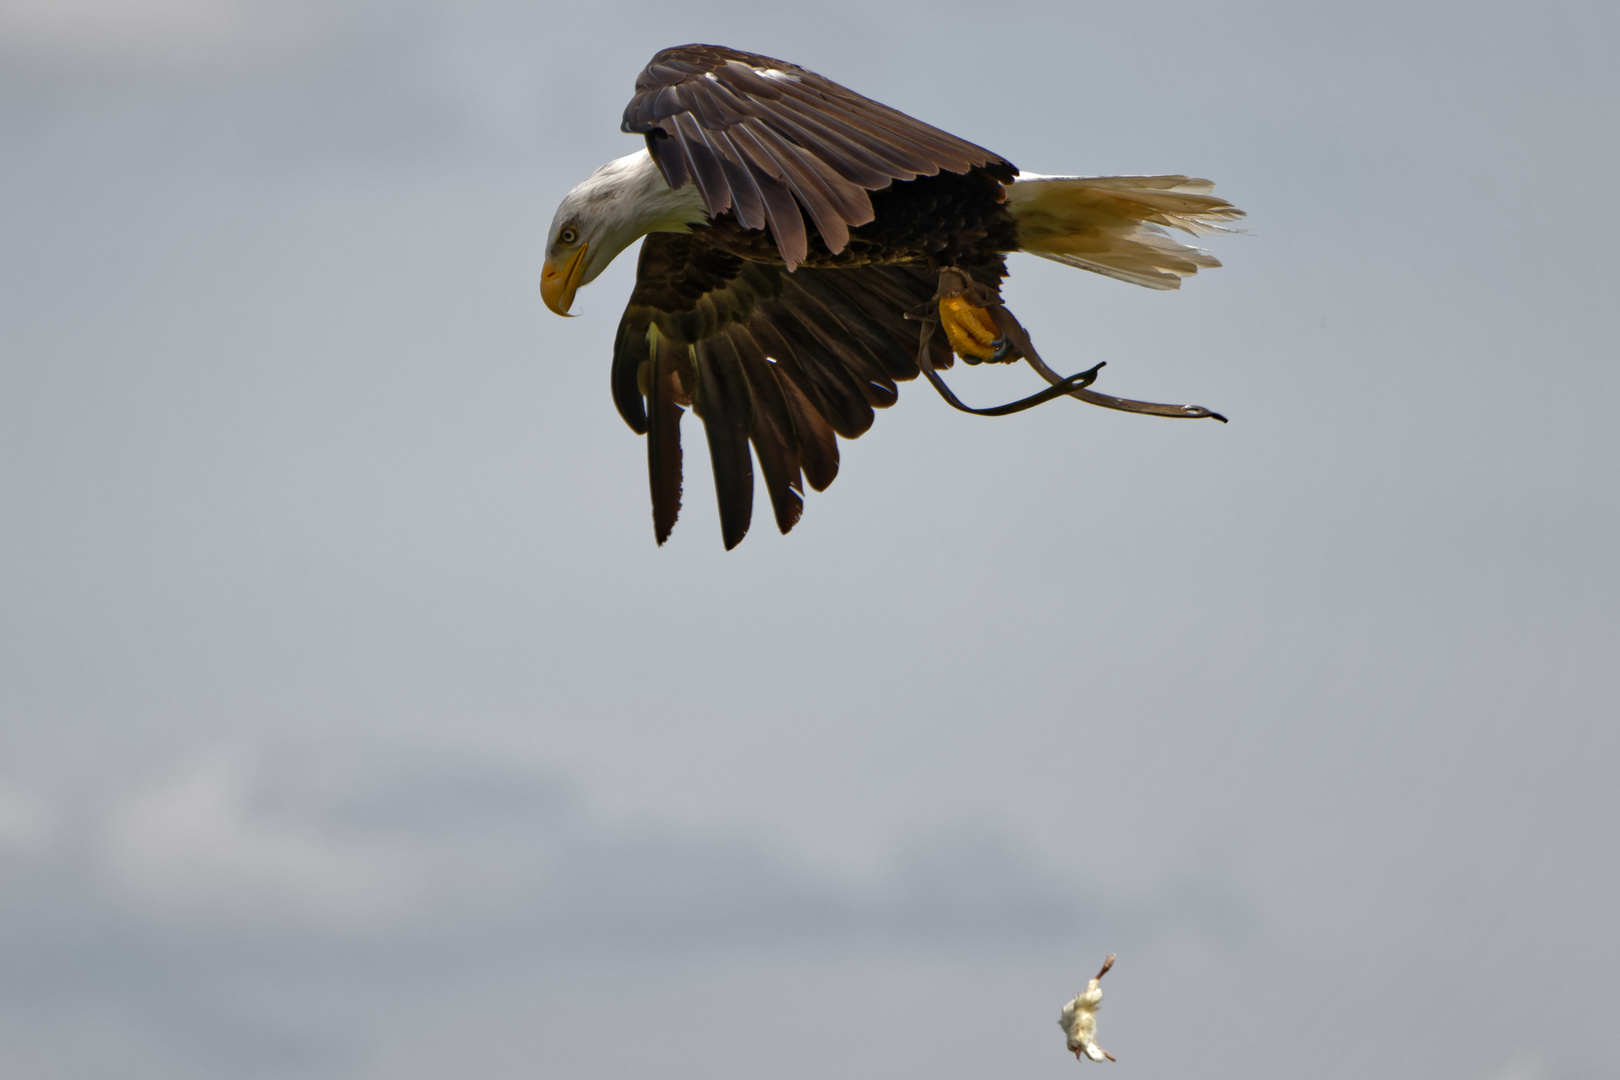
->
<box><xmin>100</xmin><ymin>753</ymin><xmax>415</xmax><ymax>930</ymax></box>
<box><xmin>89</xmin><ymin>744</ymin><xmax>1085</xmax><ymax>947</ymax></box>
<box><xmin>0</xmin><ymin>0</ymin><xmax>311</xmax><ymax>65</ymax></box>
<box><xmin>1487</xmin><ymin>1053</ymin><xmax>1551</xmax><ymax>1080</ymax></box>
<box><xmin>0</xmin><ymin>781</ymin><xmax>51</xmax><ymax>853</ymax></box>
<box><xmin>0</xmin><ymin>742</ymin><xmax>1109</xmax><ymax>1078</ymax></box>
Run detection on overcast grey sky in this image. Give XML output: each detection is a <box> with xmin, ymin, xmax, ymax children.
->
<box><xmin>2</xmin><ymin>1</ymin><xmax>1617</xmax><ymax>1078</ymax></box>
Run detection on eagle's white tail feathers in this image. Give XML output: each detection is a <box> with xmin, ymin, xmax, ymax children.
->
<box><xmin>1005</xmin><ymin>174</ymin><xmax>1245</xmax><ymax>290</ymax></box>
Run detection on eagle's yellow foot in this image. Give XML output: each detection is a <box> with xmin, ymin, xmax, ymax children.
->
<box><xmin>939</xmin><ymin>294</ymin><xmax>1013</xmax><ymax>364</ymax></box>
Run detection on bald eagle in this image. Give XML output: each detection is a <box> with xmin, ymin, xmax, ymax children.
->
<box><xmin>542</xmin><ymin>45</ymin><xmax>1243</xmax><ymax>549</ymax></box>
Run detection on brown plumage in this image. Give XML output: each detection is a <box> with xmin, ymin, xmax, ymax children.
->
<box><xmin>541</xmin><ymin>45</ymin><xmax>1244</xmax><ymax>549</ymax></box>
<box><xmin>614</xmin><ymin>237</ymin><xmax>958</xmax><ymax>547</ymax></box>
<box><xmin>624</xmin><ymin>44</ymin><xmax>1015</xmax><ymax>270</ymax></box>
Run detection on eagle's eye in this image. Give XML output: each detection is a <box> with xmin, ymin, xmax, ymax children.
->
<box><xmin>559</xmin><ymin>226</ymin><xmax>579</xmax><ymax>245</ymax></box>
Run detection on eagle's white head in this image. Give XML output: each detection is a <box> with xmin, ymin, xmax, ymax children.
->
<box><xmin>541</xmin><ymin>150</ymin><xmax>709</xmax><ymax>315</ymax></box>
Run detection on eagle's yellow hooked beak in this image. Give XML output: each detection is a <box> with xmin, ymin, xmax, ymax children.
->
<box><xmin>540</xmin><ymin>242</ymin><xmax>588</xmax><ymax>316</ymax></box>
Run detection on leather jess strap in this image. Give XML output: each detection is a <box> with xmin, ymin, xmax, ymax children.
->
<box><xmin>907</xmin><ymin>269</ymin><xmax>1228</xmax><ymax>422</ymax></box>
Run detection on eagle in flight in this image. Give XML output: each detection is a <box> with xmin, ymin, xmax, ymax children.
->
<box><xmin>542</xmin><ymin>45</ymin><xmax>1243</xmax><ymax>548</ymax></box>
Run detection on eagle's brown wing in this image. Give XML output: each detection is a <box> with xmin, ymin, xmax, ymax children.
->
<box><xmin>621</xmin><ymin>44</ymin><xmax>1015</xmax><ymax>269</ymax></box>
<box><xmin>613</xmin><ymin>232</ymin><xmax>959</xmax><ymax>549</ymax></box>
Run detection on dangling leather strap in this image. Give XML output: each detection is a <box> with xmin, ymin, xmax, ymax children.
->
<box><xmin>987</xmin><ymin>305</ymin><xmax>1228</xmax><ymax>422</ymax></box>
<box><xmin>908</xmin><ymin>269</ymin><xmax>1228</xmax><ymax>422</ymax></box>
<box><xmin>910</xmin><ymin>309</ymin><xmax>1105</xmax><ymax>416</ymax></box>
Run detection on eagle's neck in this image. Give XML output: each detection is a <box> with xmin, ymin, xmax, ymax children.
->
<box><xmin>573</xmin><ymin>150</ymin><xmax>708</xmax><ymax>283</ymax></box>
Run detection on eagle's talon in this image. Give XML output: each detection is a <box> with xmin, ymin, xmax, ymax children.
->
<box><xmin>938</xmin><ymin>293</ymin><xmax>1001</xmax><ymax>363</ymax></box>
<box><xmin>990</xmin><ymin>337</ymin><xmax>1015</xmax><ymax>362</ymax></box>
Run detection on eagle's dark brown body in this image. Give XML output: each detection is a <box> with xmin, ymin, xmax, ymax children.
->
<box><xmin>700</xmin><ymin>168</ymin><xmax>1018</xmax><ymax>283</ymax></box>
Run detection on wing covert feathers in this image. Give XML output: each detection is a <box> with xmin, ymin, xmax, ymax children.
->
<box><xmin>1007</xmin><ymin>174</ymin><xmax>1245</xmax><ymax>289</ymax></box>
<box><xmin>623</xmin><ymin>44</ymin><xmax>1014</xmax><ymax>268</ymax></box>
<box><xmin>615</xmin><ymin>233</ymin><xmax>950</xmax><ymax>547</ymax></box>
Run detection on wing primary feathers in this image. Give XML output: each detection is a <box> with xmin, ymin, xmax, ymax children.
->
<box><xmin>775</xmin><ymin>366</ymin><xmax>840</xmax><ymax>492</ymax></box>
<box><xmin>611</xmin><ymin>315</ymin><xmax>651</xmax><ymax>434</ymax></box>
<box><xmin>747</xmin><ymin>315</ymin><xmax>875</xmax><ymax>439</ymax></box>
<box><xmin>612</xmin><ymin>236</ymin><xmax>973</xmax><ymax>543</ymax></box>
<box><xmin>645</xmin><ymin>133</ymin><xmax>692</xmax><ymax>191</ymax></box>
<box><xmin>625</xmin><ymin>45</ymin><xmax>1015</xmax><ymax>266</ymax></box>
<box><xmin>795</xmin><ymin>270</ymin><xmax>924</xmax><ymax>381</ymax></box>
<box><xmin>759</xmin><ymin>96</ymin><xmax>931</xmax><ymax>176</ymax></box>
<box><xmin>686</xmin><ymin>78</ymin><xmax>752</xmax><ymax>127</ymax></box>
<box><xmin>743</xmin><ymin>124</ymin><xmax>860</xmax><ymax>253</ymax></box>
<box><xmin>777</xmin><ymin>275</ymin><xmax>899</xmax><ymax>407</ymax></box>
<box><xmin>766</xmin><ymin>81</ymin><xmax>954</xmax><ymax>173</ymax></box>
<box><xmin>671</xmin><ymin>113</ymin><xmax>734</xmax><ymax>219</ymax></box>
<box><xmin>647</xmin><ymin>330</ymin><xmax>687</xmax><ymax>544</ymax></box>
<box><xmin>750</xmin><ymin>107</ymin><xmax>900</xmax><ymax>189</ymax></box>
<box><xmin>692</xmin><ymin>335</ymin><xmax>756</xmax><ymax>550</ymax></box>
<box><xmin>711</xmin><ymin>137</ymin><xmax>767</xmax><ymax>232</ymax></box>
<box><xmin>723</xmin><ymin>125</ymin><xmax>811</xmax><ymax>267</ymax></box>
<box><xmin>733</xmin><ymin>334</ymin><xmax>805</xmax><ymax>535</ymax></box>
<box><xmin>773</xmin><ymin>77</ymin><xmax>993</xmax><ymax>174</ymax></box>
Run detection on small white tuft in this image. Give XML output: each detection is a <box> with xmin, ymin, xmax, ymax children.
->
<box><xmin>1059</xmin><ymin>955</ymin><xmax>1117</xmax><ymax>1063</ymax></box>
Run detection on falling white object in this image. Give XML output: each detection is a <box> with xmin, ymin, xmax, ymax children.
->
<box><xmin>1059</xmin><ymin>955</ymin><xmax>1117</xmax><ymax>1062</ymax></box>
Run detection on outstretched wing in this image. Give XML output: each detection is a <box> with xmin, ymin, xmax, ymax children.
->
<box><xmin>622</xmin><ymin>44</ymin><xmax>1015</xmax><ymax>270</ymax></box>
<box><xmin>613</xmin><ymin>232</ymin><xmax>960</xmax><ymax>549</ymax></box>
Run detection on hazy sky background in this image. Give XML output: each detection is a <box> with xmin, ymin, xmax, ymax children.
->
<box><xmin>2</xmin><ymin>1</ymin><xmax>1617</xmax><ymax>1078</ymax></box>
